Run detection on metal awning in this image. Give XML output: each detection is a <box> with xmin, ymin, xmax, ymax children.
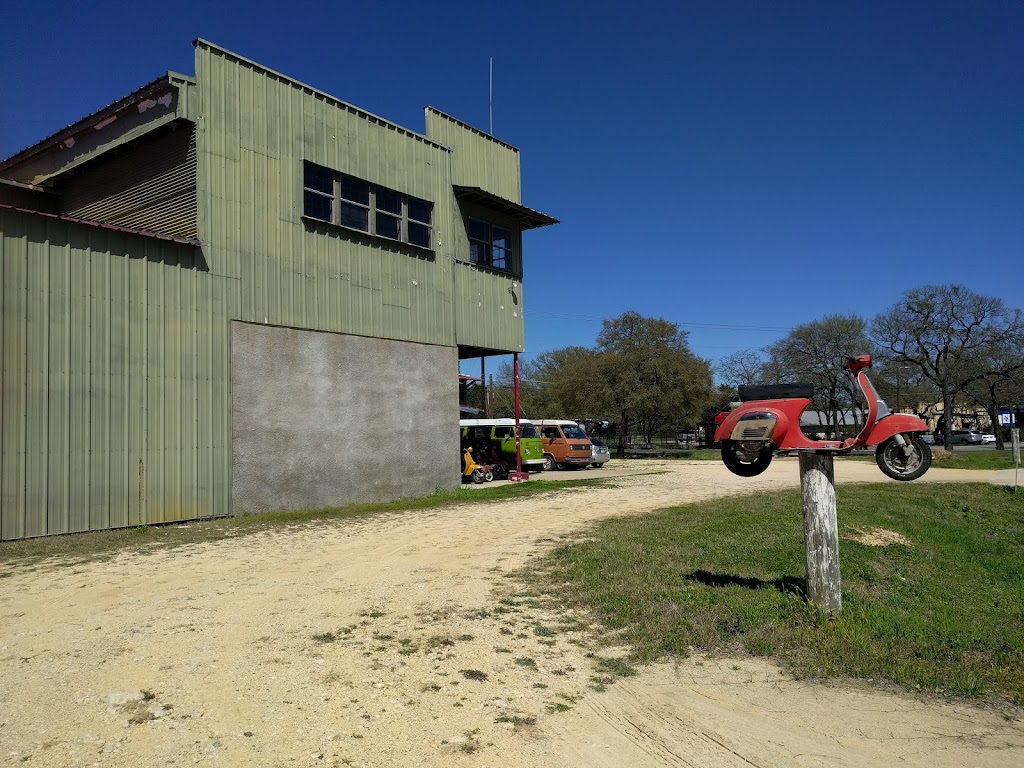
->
<box><xmin>453</xmin><ymin>186</ymin><xmax>558</xmax><ymax>230</ymax></box>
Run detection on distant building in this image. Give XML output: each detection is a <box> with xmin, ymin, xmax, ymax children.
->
<box><xmin>0</xmin><ymin>40</ymin><xmax>556</xmax><ymax>539</ymax></box>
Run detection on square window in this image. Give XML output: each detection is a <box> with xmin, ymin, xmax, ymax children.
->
<box><xmin>408</xmin><ymin>198</ymin><xmax>432</xmax><ymax>224</ymax></box>
<box><xmin>408</xmin><ymin>222</ymin><xmax>431</xmax><ymax>248</ymax></box>
<box><xmin>492</xmin><ymin>227</ymin><xmax>511</xmax><ymax>250</ymax></box>
<box><xmin>376</xmin><ymin>189</ymin><xmax>401</xmax><ymax>215</ymax></box>
<box><xmin>376</xmin><ymin>212</ymin><xmax>400</xmax><ymax>240</ymax></box>
<box><xmin>304</xmin><ymin>162</ymin><xmax>333</xmax><ymax>194</ymax></box>
<box><xmin>304</xmin><ymin>190</ymin><xmax>332</xmax><ymax>222</ymax></box>
<box><xmin>469</xmin><ymin>218</ymin><xmax>490</xmax><ymax>242</ymax></box>
<box><xmin>470</xmin><ymin>241</ymin><xmax>490</xmax><ymax>266</ymax></box>
<box><xmin>340</xmin><ymin>177</ymin><xmax>370</xmax><ymax>205</ymax></box>
<box><xmin>340</xmin><ymin>202</ymin><xmax>369</xmax><ymax>231</ymax></box>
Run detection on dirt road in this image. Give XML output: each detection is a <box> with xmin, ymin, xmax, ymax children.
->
<box><xmin>1</xmin><ymin>460</ymin><xmax>1021</xmax><ymax>767</ymax></box>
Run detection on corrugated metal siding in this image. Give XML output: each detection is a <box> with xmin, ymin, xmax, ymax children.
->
<box><xmin>195</xmin><ymin>43</ymin><xmax>457</xmax><ymax>347</ymax></box>
<box><xmin>454</xmin><ymin>268</ymin><xmax>525</xmax><ymax>353</ymax></box>
<box><xmin>425</xmin><ymin>109</ymin><xmax>521</xmax><ymax>203</ymax></box>
<box><xmin>62</xmin><ymin>126</ymin><xmax>197</xmax><ymax>239</ymax></box>
<box><xmin>0</xmin><ymin>208</ymin><xmax>230</xmax><ymax>540</ymax></box>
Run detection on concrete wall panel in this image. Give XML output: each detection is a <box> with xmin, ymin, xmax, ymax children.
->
<box><xmin>231</xmin><ymin>322</ymin><xmax>459</xmax><ymax>513</ymax></box>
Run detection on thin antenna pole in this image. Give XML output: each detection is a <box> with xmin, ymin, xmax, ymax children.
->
<box><xmin>489</xmin><ymin>57</ymin><xmax>493</xmax><ymax>134</ymax></box>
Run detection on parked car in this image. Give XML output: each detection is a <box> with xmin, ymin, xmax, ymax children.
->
<box><xmin>535</xmin><ymin>420</ymin><xmax>594</xmax><ymax>470</ymax></box>
<box><xmin>590</xmin><ymin>438</ymin><xmax>610</xmax><ymax>468</ymax></box>
<box><xmin>920</xmin><ymin>433</ymin><xmax>935</xmax><ymax>445</ymax></box>
<box><xmin>950</xmin><ymin>429</ymin><xmax>986</xmax><ymax>445</ymax></box>
<box><xmin>979</xmin><ymin>433</ymin><xmax>996</xmax><ymax>444</ymax></box>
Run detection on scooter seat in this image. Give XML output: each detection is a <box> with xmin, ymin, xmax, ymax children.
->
<box><xmin>738</xmin><ymin>383</ymin><xmax>815</xmax><ymax>402</ymax></box>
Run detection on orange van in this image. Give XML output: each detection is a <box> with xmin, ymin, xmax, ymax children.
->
<box><xmin>535</xmin><ymin>420</ymin><xmax>594</xmax><ymax>470</ymax></box>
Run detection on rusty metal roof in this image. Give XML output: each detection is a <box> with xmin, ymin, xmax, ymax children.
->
<box><xmin>0</xmin><ymin>72</ymin><xmax>194</xmax><ymax>173</ymax></box>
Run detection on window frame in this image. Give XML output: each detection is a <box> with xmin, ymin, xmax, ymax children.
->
<box><xmin>466</xmin><ymin>215</ymin><xmax>517</xmax><ymax>275</ymax></box>
<box><xmin>302</xmin><ymin>161</ymin><xmax>434</xmax><ymax>252</ymax></box>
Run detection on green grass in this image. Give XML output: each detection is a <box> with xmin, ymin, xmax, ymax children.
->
<box><xmin>0</xmin><ymin>477</ymin><xmax>613</xmax><ymax>567</ymax></box>
<box><xmin>931</xmin><ymin>450</ymin><xmax>1017</xmax><ymax>471</ymax></box>
<box><xmin>527</xmin><ymin>483</ymin><xmax>1024</xmax><ymax>706</ymax></box>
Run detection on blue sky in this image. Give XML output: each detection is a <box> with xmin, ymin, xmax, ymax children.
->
<box><xmin>2</xmin><ymin>1</ymin><xmax>1020</xmax><ymax>373</ymax></box>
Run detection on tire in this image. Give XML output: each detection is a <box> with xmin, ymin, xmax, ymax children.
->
<box><xmin>471</xmin><ymin>468</ymin><xmax>485</xmax><ymax>484</ymax></box>
<box><xmin>483</xmin><ymin>469</ymin><xmax>494</xmax><ymax>482</ymax></box>
<box><xmin>542</xmin><ymin>454</ymin><xmax>557</xmax><ymax>472</ymax></box>
<box><xmin>875</xmin><ymin>435</ymin><xmax>931</xmax><ymax>481</ymax></box>
<box><xmin>720</xmin><ymin>439</ymin><xmax>773</xmax><ymax>477</ymax></box>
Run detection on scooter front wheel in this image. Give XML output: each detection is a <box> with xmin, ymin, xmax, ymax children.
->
<box><xmin>721</xmin><ymin>440</ymin><xmax>773</xmax><ymax>477</ymax></box>
<box><xmin>875</xmin><ymin>435</ymin><xmax>931</xmax><ymax>481</ymax></box>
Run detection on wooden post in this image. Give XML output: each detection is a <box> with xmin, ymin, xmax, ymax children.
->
<box><xmin>799</xmin><ymin>452</ymin><xmax>842</xmax><ymax>613</ymax></box>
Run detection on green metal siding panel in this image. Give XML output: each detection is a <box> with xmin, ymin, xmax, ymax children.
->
<box><xmin>454</xmin><ymin>267</ymin><xmax>525</xmax><ymax>353</ymax></box>
<box><xmin>425</xmin><ymin>109</ymin><xmax>521</xmax><ymax>203</ymax></box>
<box><xmin>194</xmin><ymin>43</ymin><xmax>458</xmax><ymax>347</ymax></box>
<box><xmin>0</xmin><ymin>208</ymin><xmax>230</xmax><ymax>540</ymax></box>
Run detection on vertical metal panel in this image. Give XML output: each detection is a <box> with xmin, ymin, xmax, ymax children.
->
<box><xmin>454</xmin><ymin>268</ymin><xmax>525</xmax><ymax>353</ymax></box>
<box><xmin>425</xmin><ymin>109</ymin><xmax>521</xmax><ymax>203</ymax></box>
<box><xmin>0</xmin><ymin>207</ymin><xmax>230</xmax><ymax>540</ymax></box>
<box><xmin>195</xmin><ymin>43</ymin><xmax>458</xmax><ymax>348</ymax></box>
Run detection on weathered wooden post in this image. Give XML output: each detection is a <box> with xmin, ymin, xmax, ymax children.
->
<box><xmin>799</xmin><ymin>452</ymin><xmax>842</xmax><ymax>612</ymax></box>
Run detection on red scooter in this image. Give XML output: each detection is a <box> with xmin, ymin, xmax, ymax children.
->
<box><xmin>714</xmin><ymin>355</ymin><xmax>932</xmax><ymax>481</ymax></box>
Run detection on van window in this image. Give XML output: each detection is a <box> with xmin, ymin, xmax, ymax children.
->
<box><xmin>494</xmin><ymin>426</ymin><xmax>513</xmax><ymax>438</ymax></box>
<box><xmin>518</xmin><ymin>424</ymin><xmax>537</xmax><ymax>438</ymax></box>
<box><xmin>561</xmin><ymin>424</ymin><xmax>588</xmax><ymax>439</ymax></box>
<box><xmin>541</xmin><ymin>426</ymin><xmax>561</xmax><ymax>440</ymax></box>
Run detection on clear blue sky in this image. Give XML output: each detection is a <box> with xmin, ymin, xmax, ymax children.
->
<box><xmin>3</xmin><ymin>1</ymin><xmax>1020</xmax><ymax>373</ymax></box>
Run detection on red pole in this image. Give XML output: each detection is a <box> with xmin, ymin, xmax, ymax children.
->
<box><xmin>510</xmin><ymin>352</ymin><xmax>527</xmax><ymax>481</ymax></box>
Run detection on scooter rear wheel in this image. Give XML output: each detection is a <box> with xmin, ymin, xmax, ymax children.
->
<box><xmin>875</xmin><ymin>435</ymin><xmax>931</xmax><ymax>481</ymax></box>
<box><xmin>721</xmin><ymin>440</ymin><xmax>773</xmax><ymax>477</ymax></box>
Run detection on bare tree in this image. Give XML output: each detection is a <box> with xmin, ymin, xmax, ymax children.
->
<box><xmin>764</xmin><ymin>314</ymin><xmax>873</xmax><ymax>439</ymax></box>
<box><xmin>872</xmin><ymin>284</ymin><xmax>1024</xmax><ymax>450</ymax></box>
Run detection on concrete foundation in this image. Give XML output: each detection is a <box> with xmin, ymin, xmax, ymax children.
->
<box><xmin>231</xmin><ymin>322</ymin><xmax>460</xmax><ymax>514</ymax></box>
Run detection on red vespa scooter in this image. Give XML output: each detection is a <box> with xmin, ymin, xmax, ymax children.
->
<box><xmin>714</xmin><ymin>355</ymin><xmax>932</xmax><ymax>481</ymax></box>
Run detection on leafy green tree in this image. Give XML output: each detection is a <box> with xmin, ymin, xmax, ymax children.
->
<box><xmin>595</xmin><ymin>311</ymin><xmax>713</xmax><ymax>453</ymax></box>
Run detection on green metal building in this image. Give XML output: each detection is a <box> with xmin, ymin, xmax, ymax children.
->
<box><xmin>0</xmin><ymin>40</ymin><xmax>556</xmax><ymax>540</ymax></box>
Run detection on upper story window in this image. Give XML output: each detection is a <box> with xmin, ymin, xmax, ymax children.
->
<box><xmin>468</xmin><ymin>217</ymin><xmax>514</xmax><ymax>272</ymax></box>
<box><xmin>303</xmin><ymin>161</ymin><xmax>433</xmax><ymax>250</ymax></box>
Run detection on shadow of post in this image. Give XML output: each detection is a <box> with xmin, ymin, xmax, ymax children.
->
<box><xmin>683</xmin><ymin>569</ymin><xmax>807</xmax><ymax>600</ymax></box>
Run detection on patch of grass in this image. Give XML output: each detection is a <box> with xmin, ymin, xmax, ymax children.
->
<box><xmin>460</xmin><ymin>669</ymin><xmax>488</xmax><ymax>681</ymax></box>
<box><xmin>495</xmin><ymin>647</ymin><xmax>513</xmax><ymax>654</ymax></box>
<box><xmin>514</xmin><ymin>656</ymin><xmax>538</xmax><ymax>669</ymax></box>
<box><xmin>458</xmin><ymin>634</ymin><xmax>474</xmax><ymax>641</ymax></box>
<box><xmin>533</xmin><ymin>624</ymin><xmax>556</xmax><ymax>637</ymax></box>
<box><xmin>930</xmin><ymin>450</ymin><xmax>1016</xmax><ymax>471</ymax></box>
<box><xmin>545</xmin><ymin>701</ymin><xmax>572</xmax><ymax>713</ymax></box>
<box><xmin>494</xmin><ymin>714</ymin><xmax>537</xmax><ymax>727</ymax></box>
<box><xmin>312</xmin><ymin>632</ymin><xmax>338</xmax><ymax>644</ymax></box>
<box><xmin>527</xmin><ymin>483</ymin><xmax>1024</xmax><ymax>706</ymax></box>
<box><xmin>0</xmin><ymin>477</ymin><xmax>614</xmax><ymax>568</ymax></box>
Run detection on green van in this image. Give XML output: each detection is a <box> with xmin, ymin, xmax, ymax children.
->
<box><xmin>459</xmin><ymin>418</ymin><xmax>545</xmax><ymax>471</ymax></box>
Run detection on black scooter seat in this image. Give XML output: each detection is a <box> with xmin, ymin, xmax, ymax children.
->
<box><xmin>738</xmin><ymin>383</ymin><xmax>815</xmax><ymax>402</ymax></box>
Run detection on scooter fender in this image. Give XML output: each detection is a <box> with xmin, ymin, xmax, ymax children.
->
<box><xmin>864</xmin><ymin>414</ymin><xmax>929</xmax><ymax>447</ymax></box>
<box><xmin>715</xmin><ymin>405</ymin><xmax>793</xmax><ymax>445</ymax></box>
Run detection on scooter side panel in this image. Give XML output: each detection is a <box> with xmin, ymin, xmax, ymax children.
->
<box><xmin>865</xmin><ymin>414</ymin><xmax>930</xmax><ymax>446</ymax></box>
<box><xmin>714</xmin><ymin>399</ymin><xmax>807</xmax><ymax>445</ymax></box>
